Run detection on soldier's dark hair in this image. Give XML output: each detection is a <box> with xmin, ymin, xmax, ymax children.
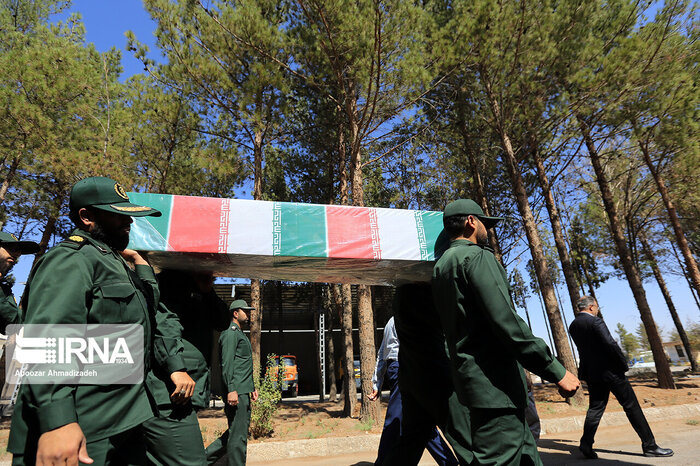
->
<box><xmin>576</xmin><ymin>295</ymin><xmax>597</xmax><ymax>313</ymax></box>
<box><xmin>68</xmin><ymin>208</ymin><xmax>82</xmax><ymax>227</ymax></box>
<box><xmin>443</xmin><ymin>215</ymin><xmax>469</xmax><ymax>239</ymax></box>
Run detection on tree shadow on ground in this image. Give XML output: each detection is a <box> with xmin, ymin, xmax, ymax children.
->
<box><xmin>539</xmin><ymin>438</ymin><xmax>647</xmax><ymax>465</ymax></box>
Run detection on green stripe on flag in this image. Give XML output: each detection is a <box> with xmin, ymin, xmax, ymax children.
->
<box><xmin>127</xmin><ymin>193</ymin><xmax>172</xmax><ymax>250</ymax></box>
<box><xmin>279</xmin><ymin>203</ymin><xmax>327</xmax><ymax>257</ymax></box>
<box><xmin>416</xmin><ymin>211</ymin><xmax>443</xmax><ymax>260</ymax></box>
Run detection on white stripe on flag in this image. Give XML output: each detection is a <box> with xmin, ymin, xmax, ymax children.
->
<box><xmin>376</xmin><ymin>207</ymin><xmax>422</xmax><ymax>260</ymax></box>
<box><xmin>225</xmin><ymin>199</ymin><xmax>274</xmax><ymax>255</ymax></box>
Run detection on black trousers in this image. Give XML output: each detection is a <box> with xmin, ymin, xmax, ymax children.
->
<box><xmin>581</xmin><ymin>373</ymin><xmax>656</xmax><ymax>450</ymax></box>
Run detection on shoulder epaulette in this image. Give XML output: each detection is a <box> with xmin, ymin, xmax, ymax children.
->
<box><xmin>60</xmin><ymin>235</ymin><xmax>109</xmax><ymax>254</ymax></box>
<box><xmin>59</xmin><ymin>235</ymin><xmax>89</xmax><ymax>250</ymax></box>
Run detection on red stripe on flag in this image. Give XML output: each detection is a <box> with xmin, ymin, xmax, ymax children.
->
<box><xmin>168</xmin><ymin>196</ymin><xmax>225</xmax><ymax>252</ymax></box>
<box><xmin>326</xmin><ymin>206</ymin><xmax>374</xmax><ymax>259</ymax></box>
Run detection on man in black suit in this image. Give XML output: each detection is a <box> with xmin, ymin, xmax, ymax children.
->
<box><xmin>569</xmin><ymin>296</ymin><xmax>673</xmax><ymax>459</ymax></box>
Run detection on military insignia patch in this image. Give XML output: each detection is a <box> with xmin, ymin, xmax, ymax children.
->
<box><xmin>114</xmin><ymin>183</ymin><xmax>129</xmax><ymax>200</ymax></box>
<box><xmin>68</xmin><ymin>235</ymin><xmax>85</xmax><ymax>242</ymax></box>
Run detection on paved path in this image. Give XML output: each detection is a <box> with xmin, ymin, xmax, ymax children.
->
<box><xmin>248</xmin><ymin>418</ymin><xmax>700</xmax><ymax>465</ymax></box>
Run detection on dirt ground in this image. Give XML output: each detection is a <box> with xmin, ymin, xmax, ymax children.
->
<box><xmin>197</xmin><ymin>374</ymin><xmax>700</xmax><ymax>446</ymax></box>
<box><xmin>1</xmin><ymin>374</ymin><xmax>698</xmax><ymax>461</ymax></box>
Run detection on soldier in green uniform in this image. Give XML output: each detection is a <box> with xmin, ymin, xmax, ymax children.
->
<box><xmin>205</xmin><ymin>299</ymin><xmax>259</xmax><ymax>466</ymax></box>
<box><xmin>8</xmin><ymin>176</ymin><xmax>195</xmax><ymax>465</ymax></box>
<box><xmin>143</xmin><ymin>270</ymin><xmax>231</xmax><ymax>466</ymax></box>
<box><xmin>432</xmin><ymin>199</ymin><xmax>580</xmax><ymax>466</ymax></box>
<box><xmin>0</xmin><ymin>231</ymin><xmax>39</xmax><ymax>334</ymax></box>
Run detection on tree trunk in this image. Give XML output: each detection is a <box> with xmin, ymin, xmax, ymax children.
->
<box><xmin>569</xmin><ymin>230</ymin><xmax>599</xmax><ymax>303</ymax></box>
<box><xmin>459</xmin><ymin>122</ymin><xmax>503</xmax><ymax>262</ymax></box>
<box><xmin>32</xmin><ymin>190</ymin><xmax>67</xmax><ymax>265</ymax></box>
<box><xmin>346</xmin><ymin>86</ymin><xmax>379</xmax><ymax>423</ymax></box>
<box><xmin>640</xmin><ymin>233</ymin><xmax>698</xmax><ymax>372</ymax></box>
<box><xmin>669</xmin><ymin>241</ymin><xmax>700</xmax><ymax>312</ymax></box>
<box><xmin>249</xmin><ymin>280</ymin><xmax>262</xmax><ymax>374</ymax></box>
<box><xmin>324</xmin><ymin>285</ymin><xmax>338</xmax><ymax>401</ymax></box>
<box><xmin>532</xmin><ymin>147</ymin><xmax>580</xmax><ymax>314</ymax></box>
<box><xmin>0</xmin><ymin>156</ymin><xmax>21</xmax><ymax>205</ymax></box>
<box><xmin>249</xmin><ymin>129</ymin><xmax>265</xmax><ymax>373</ymax></box>
<box><xmin>578</xmin><ymin>115</ymin><xmax>674</xmax><ymax>388</ymax></box>
<box><xmin>339</xmin><ymin>283</ymin><xmax>357</xmax><ymax>417</ymax></box>
<box><xmin>556</xmin><ymin>196</ymin><xmax>591</xmax><ymax>298</ymax></box>
<box><xmin>522</xmin><ymin>301</ymin><xmax>533</xmax><ymax>330</ymax></box>
<box><xmin>537</xmin><ymin>287</ymin><xmax>555</xmax><ymax>352</ymax></box>
<box><xmin>33</xmin><ymin>213</ymin><xmax>58</xmax><ymax>266</ymax></box>
<box><xmin>357</xmin><ymin>285</ymin><xmax>378</xmax><ymax>423</ymax></box>
<box><xmin>482</xmin><ymin>76</ymin><xmax>580</xmax><ymax>399</ymax></box>
<box><xmin>637</xmin><ymin>134</ymin><xmax>700</xmax><ymax>299</ymax></box>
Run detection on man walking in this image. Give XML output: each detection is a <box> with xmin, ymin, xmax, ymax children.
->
<box><xmin>205</xmin><ymin>299</ymin><xmax>259</xmax><ymax>465</ymax></box>
<box><xmin>432</xmin><ymin>199</ymin><xmax>580</xmax><ymax>465</ymax></box>
<box><xmin>383</xmin><ymin>283</ymin><xmax>473</xmax><ymax>466</ymax></box>
<box><xmin>569</xmin><ymin>296</ymin><xmax>673</xmax><ymax>459</ymax></box>
<box><xmin>144</xmin><ymin>270</ymin><xmax>231</xmax><ymax>465</ymax></box>
<box><xmin>368</xmin><ymin>315</ymin><xmax>458</xmax><ymax>466</ymax></box>
<box><xmin>0</xmin><ymin>231</ymin><xmax>38</xmax><ymax>334</ymax></box>
<box><xmin>8</xmin><ymin>176</ymin><xmax>195</xmax><ymax>465</ymax></box>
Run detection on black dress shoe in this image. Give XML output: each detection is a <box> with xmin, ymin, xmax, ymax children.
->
<box><xmin>643</xmin><ymin>446</ymin><xmax>674</xmax><ymax>457</ymax></box>
<box><xmin>579</xmin><ymin>444</ymin><xmax>598</xmax><ymax>459</ymax></box>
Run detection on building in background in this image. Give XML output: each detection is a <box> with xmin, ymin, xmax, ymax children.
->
<box><xmin>211</xmin><ymin>283</ymin><xmax>393</xmax><ymax>396</ymax></box>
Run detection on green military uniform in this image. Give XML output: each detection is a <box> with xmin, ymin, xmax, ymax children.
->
<box><xmin>433</xmin><ymin>240</ymin><xmax>566</xmax><ymax>465</ymax></box>
<box><xmin>143</xmin><ymin>271</ymin><xmax>230</xmax><ymax>466</ymax></box>
<box><xmin>432</xmin><ymin>200</ymin><xmax>566</xmax><ymax>466</ymax></box>
<box><xmin>0</xmin><ymin>231</ymin><xmax>39</xmax><ymax>334</ymax></box>
<box><xmin>205</xmin><ymin>301</ymin><xmax>255</xmax><ymax>466</ymax></box>
<box><xmin>7</xmin><ymin>177</ymin><xmax>185</xmax><ymax>465</ymax></box>
<box><xmin>0</xmin><ymin>231</ymin><xmax>39</xmax><ymax>399</ymax></box>
<box><xmin>0</xmin><ymin>282</ymin><xmax>20</xmax><ymax>334</ymax></box>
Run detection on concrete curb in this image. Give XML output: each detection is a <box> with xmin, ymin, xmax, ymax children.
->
<box><xmin>247</xmin><ymin>403</ymin><xmax>700</xmax><ymax>462</ymax></box>
<box><xmin>249</xmin><ymin>433</ymin><xmax>382</xmax><ymax>462</ymax></box>
<box><xmin>539</xmin><ymin>402</ymin><xmax>700</xmax><ymax>434</ymax></box>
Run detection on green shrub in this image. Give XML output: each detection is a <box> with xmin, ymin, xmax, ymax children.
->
<box><xmin>355</xmin><ymin>418</ymin><xmax>375</xmax><ymax>432</ymax></box>
<box><xmin>249</xmin><ymin>353</ymin><xmax>284</xmax><ymax>438</ymax></box>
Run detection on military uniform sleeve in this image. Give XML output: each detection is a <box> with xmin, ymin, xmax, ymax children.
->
<box><xmin>153</xmin><ymin>302</ymin><xmax>187</xmax><ymax>374</ymax></box>
<box><xmin>22</xmin><ymin>248</ymin><xmax>92</xmax><ymax>433</ymax></box>
<box><xmin>466</xmin><ymin>251</ymin><xmax>566</xmax><ymax>384</ymax></box>
<box><xmin>220</xmin><ymin>330</ymin><xmax>241</xmax><ymax>392</ymax></box>
<box><xmin>0</xmin><ymin>284</ymin><xmax>20</xmax><ymax>334</ymax></box>
<box><xmin>135</xmin><ymin>263</ymin><xmax>159</xmax><ymax>309</ymax></box>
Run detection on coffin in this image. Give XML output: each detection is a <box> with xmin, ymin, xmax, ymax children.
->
<box><xmin>127</xmin><ymin>193</ymin><xmax>445</xmax><ymax>285</ymax></box>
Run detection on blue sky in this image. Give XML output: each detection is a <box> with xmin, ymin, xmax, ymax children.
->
<box><xmin>10</xmin><ymin>0</ymin><xmax>698</xmax><ymax>356</ymax></box>
<box><xmin>54</xmin><ymin>0</ymin><xmax>161</xmax><ymax>81</ymax></box>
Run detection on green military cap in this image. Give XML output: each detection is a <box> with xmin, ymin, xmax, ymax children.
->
<box><xmin>229</xmin><ymin>299</ymin><xmax>254</xmax><ymax>311</ymax></box>
<box><xmin>69</xmin><ymin>176</ymin><xmax>161</xmax><ymax>217</ymax></box>
<box><xmin>443</xmin><ymin>199</ymin><xmax>504</xmax><ymax>228</ymax></box>
<box><xmin>0</xmin><ymin>231</ymin><xmax>40</xmax><ymax>254</ymax></box>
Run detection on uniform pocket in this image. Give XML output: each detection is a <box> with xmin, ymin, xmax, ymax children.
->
<box><xmin>92</xmin><ymin>282</ymin><xmax>136</xmax><ymax>323</ymax></box>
